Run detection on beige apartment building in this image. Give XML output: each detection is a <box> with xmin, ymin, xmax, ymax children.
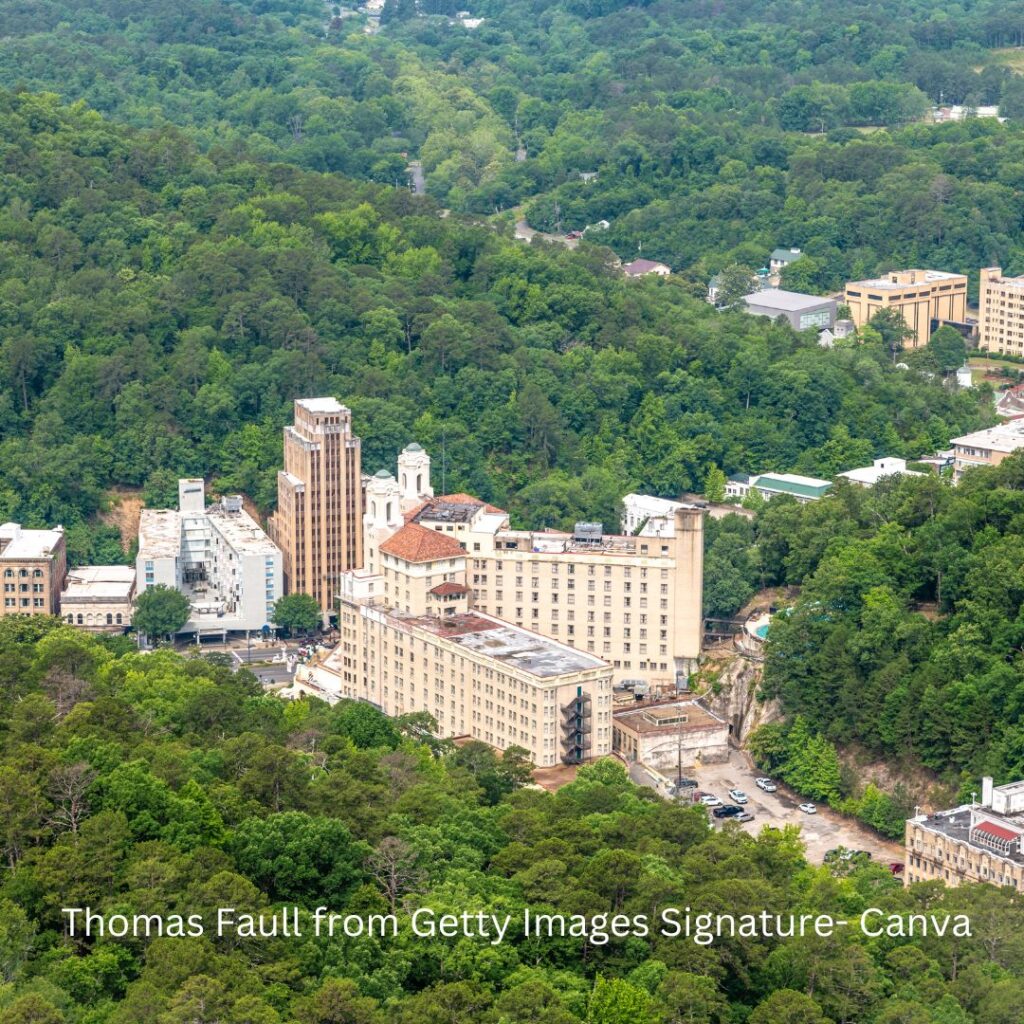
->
<box><xmin>978</xmin><ymin>267</ymin><xmax>1024</xmax><ymax>355</ymax></box>
<box><xmin>0</xmin><ymin>523</ymin><xmax>66</xmax><ymax>618</ymax></box>
<box><xmin>268</xmin><ymin>398</ymin><xmax>363</xmax><ymax>613</ymax></box>
<box><xmin>905</xmin><ymin>777</ymin><xmax>1024</xmax><ymax>889</ymax></box>
<box><xmin>949</xmin><ymin>421</ymin><xmax>1024</xmax><ymax>481</ymax></box>
<box><xmin>844</xmin><ymin>269</ymin><xmax>967</xmax><ymax>348</ymax></box>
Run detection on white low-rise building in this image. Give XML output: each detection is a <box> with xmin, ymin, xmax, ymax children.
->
<box><xmin>613</xmin><ymin>699</ymin><xmax>729</xmax><ymax>772</ymax></box>
<box><xmin>950</xmin><ymin>421</ymin><xmax>1024</xmax><ymax>482</ymax></box>
<box><xmin>838</xmin><ymin>457</ymin><xmax>926</xmax><ymax>488</ymax></box>
<box><xmin>137</xmin><ymin>479</ymin><xmax>283</xmax><ymax>636</ymax></box>
<box><xmin>62</xmin><ymin>565</ymin><xmax>136</xmax><ymax>632</ymax></box>
<box><xmin>725</xmin><ymin>472</ymin><xmax>832</xmax><ymax>503</ymax></box>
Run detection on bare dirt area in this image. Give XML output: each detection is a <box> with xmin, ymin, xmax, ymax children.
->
<box><xmin>100</xmin><ymin>487</ymin><xmax>143</xmax><ymax>552</ymax></box>
<box><xmin>532</xmin><ymin>763</ymin><xmax>580</xmax><ymax>791</ymax></box>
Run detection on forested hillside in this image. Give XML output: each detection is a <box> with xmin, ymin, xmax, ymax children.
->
<box><xmin>714</xmin><ymin>453</ymin><xmax>1024</xmax><ymax>805</ymax></box>
<box><xmin>0</xmin><ymin>90</ymin><xmax>987</xmax><ymax>568</ymax></box>
<box><xmin>1</xmin><ymin>616</ymin><xmax>1023</xmax><ymax>1023</ymax></box>
<box><xmin>4</xmin><ymin>0</ymin><xmax>1024</xmax><ymax>285</ymax></box>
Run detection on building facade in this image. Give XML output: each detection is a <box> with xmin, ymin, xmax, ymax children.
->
<box><xmin>137</xmin><ymin>479</ymin><xmax>283</xmax><ymax>635</ymax></box>
<box><xmin>950</xmin><ymin>421</ymin><xmax>1024</xmax><ymax>481</ymax></box>
<box><xmin>0</xmin><ymin>523</ymin><xmax>66</xmax><ymax>618</ymax></box>
<box><xmin>725</xmin><ymin>473</ymin><xmax>832</xmax><ymax>503</ymax></box>
<box><xmin>905</xmin><ymin>777</ymin><xmax>1024</xmax><ymax>889</ymax></box>
<box><xmin>268</xmin><ymin>398</ymin><xmax>363</xmax><ymax>612</ymax></box>
<box><xmin>742</xmin><ymin>289</ymin><xmax>836</xmax><ymax>331</ymax></box>
<box><xmin>978</xmin><ymin>267</ymin><xmax>1024</xmax><ymax>355</ymax></box>
<box><xmin>837</xmin><ymin>457</ymin><xmax>926</xmax><ymax>488</ymax></box>
<box><xmin>62</xmin><ymin>566</ymin><xmax>136</xmax><ymax>631</ymax></box>
<box><xmin>358</xmin><ymin>452</ymin><xmax>705</xmax><ymax>690</ymax></box>
<box><xmin>844</xmin><ymin>269</ymin><xmax>968</xmax><ymax>349</ymax></box>
<box><xmin>309</xmin><ymin>576</ymin><xmax>614</xmax><ymax>768</ymax></box>
<box><xmin>613</xmin><ymin>699</ymin><xmax>729</xmax><ymax>772</ymax></box>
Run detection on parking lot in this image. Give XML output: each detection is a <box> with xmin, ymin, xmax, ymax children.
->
<box><xmin>631</xmin><ymin>751</ymin><xmax>903</xmax><ymax>865</ymax></box>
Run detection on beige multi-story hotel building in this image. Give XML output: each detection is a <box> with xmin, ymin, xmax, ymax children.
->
<box><xmin>905</xmin><ymin>777</ymin><xmax>1024</xmax><ymax>889</ymax></box>
<box><xmin>0</xmin><ymin>522</ymin><xmax>66</xmax><ymax>618</ymax></box>
<box><xmin>296</xmin><ymin>441</ymin><xmax>704</xmax><ymax>764</ymax></box>
<box><xmin>844</xmin><ymin>269</ymin><xmax>967</xmax><ymax>348</ymax></box>
<box><xmin>978</xmin><ymin>267</ymin><xmax>1024</xmax><ymax>355</ymax></box>
<box><xmin>268</xmin><ymin>398</ymin><xmax>363</xmax><ymax>612</ymax></box>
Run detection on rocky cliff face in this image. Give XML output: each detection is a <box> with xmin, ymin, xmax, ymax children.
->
<box><xmin>696</xmin><ymin>651</ymin><xmax>782</xmax><ymax>745</ymax></box>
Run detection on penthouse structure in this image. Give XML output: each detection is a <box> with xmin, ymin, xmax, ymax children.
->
<box><xmin>137</xmin><ymin>479</ymin><xmax>282</xmax><ymax>636</ymax></box>
<box><xmin>268</xmin><ymin>398</ymin><xmax>363</xmax><ymax>613</ymax></box>
<box><xmin>0</xmin><ymin>523</ymin><xmax>66</xmax><ymax>618</ymax></box>
<box><xmin>978</xmin><ymin>267</ymin><xmax>1024</xmax><ymax>355</ymax></box>
<box><xmin>844</xmin><ymin>269</ymin><xmax>968</xmax><ymax>349</ymax></box>
<box><xmin>905</xmin><ymin>777</ymin><xmax>1024</xmax><ymax>889</ymax></box>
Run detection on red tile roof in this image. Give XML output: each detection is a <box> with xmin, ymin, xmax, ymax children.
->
<box><xmin>429</xmin><ymin>581</ymin><xmax>470</xmax><ymax>596</ymax></box>
<box><xmin>379</xmin><ymin>522</ymin><xmax>466</xmax><ymax>563</ymax></box>
<box><xmin>973</xmin><ymin>820</ymin><xmax>1020</xmax><ymax>843</ymax></box>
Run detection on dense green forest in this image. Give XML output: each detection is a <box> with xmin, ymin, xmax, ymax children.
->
<box><xmin>699</xmin><ymin>452</ymin><xmax>1024</xmax><ymax>806</ymax></box>
<box><xmin>0</xmin><ymin>90</ymin><xmax>988</xmax><ymax>569</ymax></box>
<box><xmin>1</xmin><ymin>616</ymin><xmax>1023</xmax><ymax>1023</ymax></box>
<box><xmin>4</xmin><ymin>0</ymin><xmax>1024</xmax><ymax>287</ymax></box>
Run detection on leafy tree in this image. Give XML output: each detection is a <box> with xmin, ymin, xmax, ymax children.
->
<box><xmin>133</xmin><ymin>586</ymin><xmax>190</xmax><ymax>641</ymax></box>
<box><xmin>271</xmin><ymin>593</ymin><xmax>322</xmax><ymax>634</ymax></box>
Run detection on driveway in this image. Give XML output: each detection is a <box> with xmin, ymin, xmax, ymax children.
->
<box><xmin>633</xmin><ymin>751</ymin><xmax>903</xmax><ymax>865</ymax></box>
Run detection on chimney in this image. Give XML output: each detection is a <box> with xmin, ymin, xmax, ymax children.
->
<box><xmin>982</xmin><ymin>776</ymin><xmax>994</xmax><ymax>807</ymax></box>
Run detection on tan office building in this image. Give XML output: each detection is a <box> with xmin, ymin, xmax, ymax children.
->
<box><xmin>0</xmin><ymin>523</ymin><xmax>66</xmax><ymax>618</ymax></box>
<box><xmin>979</xmin><ymin>267</ymin><xmax>1024</xmax><ymax>355</ymax></box>
<box><xmin>905</xmin><ymin>778</ymin><xmax>1024</xmax><ymax>889</ymax></box>
<box><xmin>268</xmin><ymin>398</ymin><xmax>363</xmax><ymax>613</ymax></box>
<box><xmin>844</xmin><ymin>269</ymin><xmax>967</xmax><ymax>348</ymax></box>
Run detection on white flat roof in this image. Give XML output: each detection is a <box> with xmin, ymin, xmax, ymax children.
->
<box><xmin>838</xmin><ymin>459</ymin><xmax>925</xmax><ymax>485</ymax></box>
<box><xmin>297</xmin><ymin>397</ymin><xmax>345</xmax><ymax>414</ymax></box>
<box><xmin>849</xmin><ymin>270</ymin><xmax>964</xmax><ymax>289</ymax></box>
<box><xmin>0</xmin><ymin>523</ymin><xmax>65</xmax><ymax>559</ymax></box>
<box><xmin>952</xmin><ymin>421</ymin><xmax>1024</xmax><ymax>454</ymax></box>
<box><xmin>204</xmin><ymin>505</ymin><xmax>280</xmax><ymax>556</ymax></box>
<box><xmin>63</xmin><ymin>565</ymin><xmax>136</xmax><ymax>599</ymax></box>
<box><xmin>138</xmin><ymin>509</ymin><xmax>182</xmax><ymax>559</ymax></box>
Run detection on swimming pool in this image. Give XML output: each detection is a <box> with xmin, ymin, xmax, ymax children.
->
<box><xmin>755</xmin><ymin>623</ymin><xmax>770</xmax><ymax>640</ymax></box>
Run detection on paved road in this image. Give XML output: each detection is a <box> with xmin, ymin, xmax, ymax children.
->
<box><xmin>514</xmin><ymin>218</ymin><xmax>579</xmax><ymax>248</ymax></box>
<box><xmin>408</xmin><ymin>160</ymin><xmax>426</xmax><ymax>195</ymax></box>
<box><xmin>631</xmin><ymin>751</ymin><xmax>902</xmax><ymax>865</ymax></box>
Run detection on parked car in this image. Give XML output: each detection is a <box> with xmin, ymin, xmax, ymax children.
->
<box><xmin>888</xmin><ymin>862</ymin><xmax>905</xmax><ymax>876</ymax></box>
<box><xmin>712</xmin><ymin>804</ymin><xmax>742</xmax><ymax>818</ymax></box>
<box><xmin>825</xmin><ymin>847</ymin><xmax>871</xmax><ymax>865</ymax></box>
<box><xmin>728</xmin><ymin>789</ymin><xmax>748</xmax><ymax>804</ymax></box>
<box><xmin>736</xmin><ymin>811</ymin><xmax>755</xmax><ymax>822</ymax></box>
<box><xmin>700</xmin><ymin>794</ymin><xmax>722</xmax><ymax>807</ymax></box>
<box><xmin>755</xmin><ymin>778</ymin><xmax>777</xmax><ymax>792</ymax></box>
<box><xmin>798</xmin><ymin>803</ymin><xmax>817</xmax><ymax>814</ymax></box>
<box><xmin>566</xmin><ymin>230</ymin><xmax>583</xmax><ymax>239</ymax></box>
<box><xmin>675</xmin><ymin>778</ymin><xmax>698</xmax><ymax>790</ymax></box>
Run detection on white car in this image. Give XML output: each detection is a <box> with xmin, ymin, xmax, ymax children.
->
<box><xmin>755</xmin><ymin>778</ymin><xmax>777</xmax><ymax>792</ymax></box>
<box><xmin>700</xmin><ymin>794</ymin><xmax>722</xmax><ymax>807</ymax></box>
<box><xmin>728</xmin><ymin>789</ymin><xmax>748</xmax><ymax>804</ymax></box>
<box><xmin>798</xmin><ymin>803</ymin><xmax>817</xmax><ymax>815</ymax></box>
